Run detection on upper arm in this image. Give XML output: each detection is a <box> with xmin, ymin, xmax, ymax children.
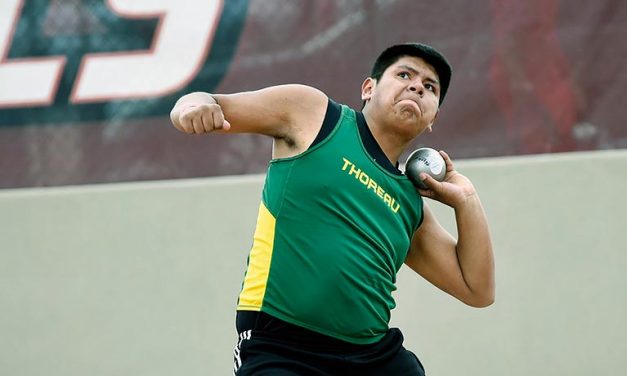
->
<box><xmin>213</xmin><ymin>84</ymin><xmax>328</xmax><ymax>146</ymax></box>
<box><xmin>404</xmin><ymin>204</ymin><xmax>471</xmax><ymax>302</ymax></box>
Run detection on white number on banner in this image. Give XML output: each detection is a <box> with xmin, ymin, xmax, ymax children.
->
<box><xmin>0</xmin><ymin>0</ymin><xmax>66</xmax><ymax>108</ymax></box>
<box><xmin>71</xmin><ymin>0</ymin><xmax>223</xmax><ymax>103</ymax></box>
<box><xmin>0</xmin><ymin>0</ymin><xmax>223</xmax><ymax>108</ymax></box>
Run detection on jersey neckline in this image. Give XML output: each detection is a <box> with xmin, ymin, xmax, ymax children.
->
<box><xmin>355</xmin><ymin>111</ymin><xmax>403</xmax><ymax>176</ymax></box>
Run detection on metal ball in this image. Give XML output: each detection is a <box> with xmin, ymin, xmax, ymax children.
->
<box><xmin>405</xmin><ymin>147</ymin><xmax>446</xmax><ymax>189</ymax></box>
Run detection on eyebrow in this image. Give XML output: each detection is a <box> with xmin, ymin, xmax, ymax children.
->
<box><xmin>397</xmin><ymin>64</ymin><xmax>440</xmax><ymax>86</ymax></box>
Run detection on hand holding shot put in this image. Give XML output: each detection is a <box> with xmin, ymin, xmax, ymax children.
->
<box><xmin>406</xmin><ymin>148</ymin><xmax>477</xmax><ymax>207</ymax></box>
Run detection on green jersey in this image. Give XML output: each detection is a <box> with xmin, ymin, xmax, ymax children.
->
<box><xmin>237</xmin><ymin>101</ymin><xmax>423</xmax><ymax>344</ymax></box>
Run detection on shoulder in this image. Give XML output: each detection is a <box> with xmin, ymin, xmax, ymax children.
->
<box><xmin>280</xmin><ymin>84</ymin><xmax>326</xmax><ymax>99</ymax></box>
<box><xmin>282</xmin><ymin>84</ymin><xmax>329</xmax><ymax>121</ymax></box>
<box><xmin>250</xmin><ymin>84</ymin><xmax>328</xmax><ymax>110</ymax></box>
<box><xmin>252</xmin><ymin>85</ymin><xmax>331</xmax><ymax>157</ymax></box>
<box><xmin>210</xmin><ymin>84</ymin><xmax>328</xmax><ymax>142</ymax></box>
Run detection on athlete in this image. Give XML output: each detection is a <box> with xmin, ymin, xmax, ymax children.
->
<box><xmin>170</xmin><ymin>43</ymin><xmax>495</xmax><ymax>375</ymax></box>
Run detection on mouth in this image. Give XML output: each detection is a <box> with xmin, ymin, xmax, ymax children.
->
<box><xmin>397</xmin><ymin>98</ymin><xmax>422</xmax><ymax>115</ymax></box>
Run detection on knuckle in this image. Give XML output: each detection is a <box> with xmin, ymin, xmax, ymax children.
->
<box><xmin>200</xmin><ymin>103</ymin><xmax>216</xmax><ymax>113</ymax></box>
<box><xmin>181</xmin><ymin>111</ymin><xmax>194</xmax><ymax>122</ymax></box>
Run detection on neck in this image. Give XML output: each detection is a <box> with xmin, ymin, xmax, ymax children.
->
<box><xmin>362</xmin><ymin>107</ymin><xmax>413</xmax><ymax>165</ymax></box>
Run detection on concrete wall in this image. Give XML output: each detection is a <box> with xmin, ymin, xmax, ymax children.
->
<box><xmin>1</xmin><ymin>150</ymin><xmax>626</xmax><ymax>375</ymax></box>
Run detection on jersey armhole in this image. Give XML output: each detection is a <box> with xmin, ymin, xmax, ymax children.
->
<box><xmin>308</xmin><ymin>98</ymin><xmax>341</xmax><ymax>149</ymax></box>
<box><xmin>416</xmin><ymin>204</ymin><xmax>425</xmax><ymax>229</ymax></box>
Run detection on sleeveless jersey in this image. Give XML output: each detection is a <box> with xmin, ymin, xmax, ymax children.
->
<box><xmin>236</xmin><ymin>102</ymin><xmax>423</xmax><ymax>344</ymax></box>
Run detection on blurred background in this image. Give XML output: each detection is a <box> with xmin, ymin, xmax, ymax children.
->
<box><xmin>2</xmin><ymin>0</ymin><xmax>626</xmax><ymax>188</ymax></box>
<box><xmin>1</xmin><ymin>1</ymin><xmax>626</xmax><ymax>375</ymax></box>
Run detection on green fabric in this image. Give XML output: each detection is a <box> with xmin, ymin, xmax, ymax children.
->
<box><xmin>258</xmin><ymin>105</ymin><xmax>422</xmax><ymax>344</ymax></box>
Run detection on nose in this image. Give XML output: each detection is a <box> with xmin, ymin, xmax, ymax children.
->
<box><xmin>409</xmin><ymin>83</ymin><xmax>424</xmax><ymax>96</ymax></box>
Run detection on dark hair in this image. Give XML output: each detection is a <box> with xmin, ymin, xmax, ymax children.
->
<box><xmin>370</xmin><ymin>43</ymin><xmax>452</xmax><ymax>105</ymax></box>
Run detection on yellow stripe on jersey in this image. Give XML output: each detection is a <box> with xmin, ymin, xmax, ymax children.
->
<box><xmin>237</xmin><ymin>201</ymin><xmax>276</xmax><ymax>311</ymax></box>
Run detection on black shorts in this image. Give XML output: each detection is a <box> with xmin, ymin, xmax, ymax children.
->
<box><xmin>233</xmin><ymin>311</ymin><xmax>425</xmax><ymax>375</ymax></box>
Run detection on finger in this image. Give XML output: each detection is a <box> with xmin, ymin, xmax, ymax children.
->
<box><xmin>201</xmin><ymin>111</ymin><xmax>214</xmax><ymax>133</ymax></box>
<box><xmin>179</xmin><ymin>110</ymin><xmax>194</xmax><ymax>133</ymax></box>
<box><xmin>210</xmin><ymin>111</ymin><xmax>220</xmax><ymax>131</ymax></box>
<box><xmin>419</xmin><ymin>172</ymin><xmax>440</xmax><ymax>191</ymax></box>
<box><xmin>191</xmin><ymin>116</ymin><xmax>204</xmax><ymax>134</ymax></box>
<box><xmin>181</xmin><ymin>105</ymin><xmax>202</xmax><ymax>134</ymax></box>
<box><xmin>170</xmin><ymin>109</ymin><xmax>184</xmax><ymax>132</ymax></box>
<box><xmin>417</xmin><ymin>188</ymin><xmax>435</xmax><ymax>199</ymax></box>
<box><xmin>173</xmin><ymin>119</ymin><xmax>185</xmax><ymax>133</ymax></box>
<box><xmin>439</xmin><ymin>150</ymin><xmax>455</xmax><ymax>172</ymax></box>
<box><xmin>212</xmin><ymin>110</ymin><xmax>231</xmax><ymax>131</ymax></box>
<box><xmin>417</xmin><ymin>175</ymin><xmax>436</xmax><ymax>198</ymax></box>
<box><xmin>417</xmin><ymin>173</ymin><xmax>449</xmax><ymax>200</ymax></box>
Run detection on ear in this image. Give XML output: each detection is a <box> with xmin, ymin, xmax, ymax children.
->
<box><xmin>361</xmin><ymin>77</ymin><xmax>375</xmax><ymax>102</ymax></box>
<box><xmin>426</xmin><ymin>109</ymin><xmax>439</xmax><ymax>133</ymax></box>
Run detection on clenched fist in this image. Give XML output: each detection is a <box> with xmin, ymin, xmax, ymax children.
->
<box><xmin>170</xmin><ymin>93</ymin><xmax>231</xmax><ymax>134</ymax></box>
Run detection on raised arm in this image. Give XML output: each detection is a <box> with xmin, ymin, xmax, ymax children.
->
<box><xmin>404</xmin><ymin>151</ymin><xmax>495</xmax><ymax>308</ymax></box>
<box><xmin>169</xmin><ymin>84</ymin><xmax>328</xmax><ymax>158</ymax></box>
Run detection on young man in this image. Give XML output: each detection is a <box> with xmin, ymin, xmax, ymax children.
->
<box><xmin>170</xmin><ymin>43</ymin><xmax>495</xmax><ymax>375</ymax></box>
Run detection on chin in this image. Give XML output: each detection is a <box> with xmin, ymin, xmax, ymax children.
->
<box><xmin>395</xmin><ymin>109</ymin><xmax>419</xmax><ymax>122</ymax></box>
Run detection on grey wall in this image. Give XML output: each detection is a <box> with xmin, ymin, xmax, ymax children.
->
<box><xmin>1</xmin><ymin>150</ymin><xmax>626</xmax><ymax>375</ymax></box>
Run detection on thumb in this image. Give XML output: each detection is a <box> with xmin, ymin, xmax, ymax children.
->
<box><xmin>417</xmin><ymin>173</ymin><xmax>443</xmax><ymax>199</ymax></box>
<box><xmin>419</xmin><ymin>173</ymin><xmax>439</xmax><ymax>189</ymax></box>
<box><xmin>222</xmin><ymin>119</ymin><xmax>231</xmax><ymax>131</ymax></box>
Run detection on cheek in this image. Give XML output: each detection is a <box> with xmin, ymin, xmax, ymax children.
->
<box><xmin>426</xmin><ymin>98</ymin><xmax>439</xmax><ymax>117</ymax></box>
<box><xmin>373</xmin><ymin>91</ymin><xmax>391</xmax><ymax>107</ymax></box>
<box><xmin>374</xmin><ymin>83</ymin><xmax>397</xmax><ymax>101</ymax></box>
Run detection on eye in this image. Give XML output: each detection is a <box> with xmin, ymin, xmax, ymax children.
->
<box><xmin>425</xmin><ymin>83</ymin><xmax>437</xmax><ymax>93</ymax></box>
<box><xmin>397</xmin><ymin>71</ymin><xmax>410</xmax><ymax>79</ymax></box>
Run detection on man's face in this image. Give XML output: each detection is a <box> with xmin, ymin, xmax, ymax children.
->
<box><xmin>362</xmin><ymin>56</ymin><xmax>441</xmax><ymax>135</ymax></box>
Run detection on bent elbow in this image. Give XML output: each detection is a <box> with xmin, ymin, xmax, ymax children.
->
<box><xmin>463</xmin><ymin>290</ymin><xmax>495</xmax><ymax>308</ymax></box>
<box><xmin>470</xmin><ymin>296</ymin><xmax>495</xmax><ymax>308</ymax></box>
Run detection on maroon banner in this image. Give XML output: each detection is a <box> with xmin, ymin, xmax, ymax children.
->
<box><xmin>1</xmin><ymin>0</ymin><xmax>625</xmax><ymax>188</ymax></box>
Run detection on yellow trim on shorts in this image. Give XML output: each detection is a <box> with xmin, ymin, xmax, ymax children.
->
<box><xmin>237</xmin><ymin>201</ymin><xmax>276</xmax><ymax>311</ymax></box>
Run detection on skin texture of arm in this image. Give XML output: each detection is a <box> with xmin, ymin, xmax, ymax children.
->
<box><xmin>169</xmin><ymin>84</ymin><xmax>328</xmax><ymax>159</ymax></box>
<box><xmin>404</xmin><ymin>151</ymin><xmax>495</xmax><ymax>308</ymax></box>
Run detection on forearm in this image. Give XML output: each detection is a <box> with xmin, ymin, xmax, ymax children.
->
<box><xmin>454</xmin><ymin>193</ymin><xmax>495</xmax><ymax>306</ymax></box>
